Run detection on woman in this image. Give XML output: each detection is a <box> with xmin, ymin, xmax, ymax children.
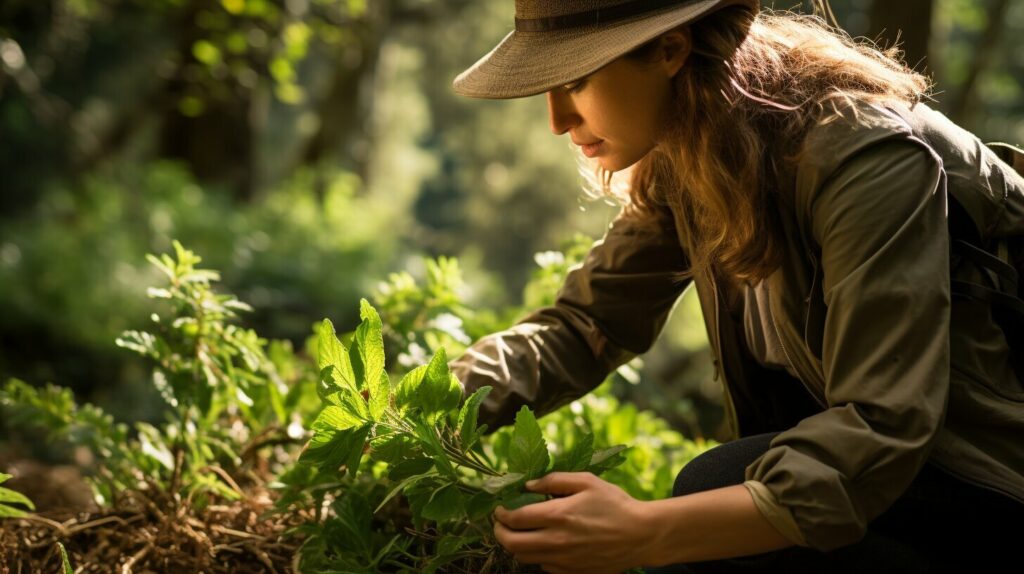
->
<box><xmin>448</xmin><ymin>1</ymin><xmax>1024</xmax><ymax>572</ymax></box>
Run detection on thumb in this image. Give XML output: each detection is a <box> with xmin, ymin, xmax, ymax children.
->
<box><xmin>526</xmin><ymin>472</ymin><xmax>596</xmax><ymax>496</ymax></box>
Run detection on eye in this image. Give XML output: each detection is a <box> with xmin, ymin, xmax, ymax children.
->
<box><xmin>563</xmin><ymin>79</ymin><xmax>587</xmax><ymax>93</ymax></box>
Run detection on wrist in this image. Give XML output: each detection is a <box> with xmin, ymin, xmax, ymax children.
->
<box><xmin>626</xmin><ymin>485</ymin><xmax>798</xmax><ymax>567</ymax></box>
<box><xmin>631</xmin><ymin>499</ymin><xmax>673</xmax><ymax>567</ymax></box>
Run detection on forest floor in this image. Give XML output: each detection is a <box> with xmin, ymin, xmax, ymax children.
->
<box><xmin>0</xmin><ymin>458</ymin><xmax>302</xmax><ymax>573</ymax></box>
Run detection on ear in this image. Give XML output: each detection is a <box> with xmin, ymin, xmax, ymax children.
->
<box><xmin>659</xmin><ymin>26</ymin><xmax>692</xmax><ymax>78</ymax></box>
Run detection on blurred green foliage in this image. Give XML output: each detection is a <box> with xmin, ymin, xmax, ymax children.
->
<box><xmin>1</xmin><ymin>0</ymin><xmax>1022</xmax><ymax>443</ymax></box>
<box><xmin>2</xmin><ymin>241</ymin><xmax>322</xmax><ymax>507</ymax></box>
<box><xmin>0</xmin><ymin>163</ymin><xmax>399</xmax><ymax>416</ymax></box>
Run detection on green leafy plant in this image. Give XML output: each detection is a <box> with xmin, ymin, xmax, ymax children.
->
<box><xmin>0</xmin><ymin>380</ymin><xmax>142</xmax><ymax>505</ymax></box>
<box><xmin>288</xmin><ymin>299</ymin><xmax>631</xmax><ymax>572</ymax></box>
<box><xmin>371</xmin><ymin>239</ymin><xmax>717</xmax><ymax>504</ymax></box>
<box><xmin>1</xmin><ymin>241</ymin><xmax>317</xmax><ymax>507</ymax></box>
<box><xmin>0</xmin><ymin>473</ymin><xmax>35</xmax><ymax>518</ymax></box>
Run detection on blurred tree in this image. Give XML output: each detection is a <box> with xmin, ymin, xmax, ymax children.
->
<box><xmin>867</xmin><ymin>0</ymin><xmax>935</xmax><ymax>73</ymax></box>
<box><xmin>0</xmin><ymin>0</ymin><xmax>375</xmax><ymax>204</ymax></box>
<box><xmin>946</xmin><ymin>0</ymin><xmax>1012</xmax><ymax>125</ymax></box>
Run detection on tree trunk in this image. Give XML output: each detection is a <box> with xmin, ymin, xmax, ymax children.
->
<box><xmin>293</xmin><ymin>11</ymin><xmax>383</xmax><ymax>191</ymax></box>
<box><xmin>157</xmin><ymin>0</ymin><xmax>256</xmax><ymax>202</ymax></box>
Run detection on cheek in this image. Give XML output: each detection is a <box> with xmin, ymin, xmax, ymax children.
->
<box><xmin>606</xmin><ymin>93</ymin><xmax>660</xmax><ymax>146</ymax></box>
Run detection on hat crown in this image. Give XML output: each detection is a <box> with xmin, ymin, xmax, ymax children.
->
<box><xmin>515</xmin><ymin>0</ymin><xmax>639</xmax><ymax>20</ymax></box>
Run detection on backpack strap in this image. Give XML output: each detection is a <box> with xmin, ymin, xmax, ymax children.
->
<box><xmin>951</xmin><ymin>239</ymin><xmax>1018</xmax><ymax>295</ymax></box>
<box><xmin>879</xmin><ymin>106</ymin><xmax>1024</xmax><ymax>301</ymax></box>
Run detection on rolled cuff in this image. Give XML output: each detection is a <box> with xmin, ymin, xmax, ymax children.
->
<box><xmin>742</xmin><ymin>480</ymin><xmax>810</xmax><ymax>548</ymax></box>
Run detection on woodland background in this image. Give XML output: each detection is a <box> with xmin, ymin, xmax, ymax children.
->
<box><xmin>1</xmin><ymin>0</ymin><xmax>1022</xmax><ymax>445</ymax></box>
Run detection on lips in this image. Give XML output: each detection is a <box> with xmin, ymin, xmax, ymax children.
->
<box><xmin>577</xmin><ymin>140</ymin><xmax>604</xmax><ymax>158</ymax></box>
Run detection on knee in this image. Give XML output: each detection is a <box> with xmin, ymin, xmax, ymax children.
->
<box><xmin>671</xmin><ymin>432</ymin><xmax>780</xmax><ymax>497</ymax></box>
<box><xmin>672</xmin><ymin>448</ymin><xmax>735</xmax><ymax>497</ymax></box>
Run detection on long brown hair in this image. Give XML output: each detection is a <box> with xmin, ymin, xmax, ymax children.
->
<box><xmin>592</xmin><ymin>6</ymin><xmax>931</xmax><ymax>286</ymax></box>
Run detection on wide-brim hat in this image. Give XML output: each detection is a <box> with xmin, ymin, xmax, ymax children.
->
<box><xmin>453</xmin><ymin>0</ymin><xmax>760</xmax><ymax>99</ymax></box>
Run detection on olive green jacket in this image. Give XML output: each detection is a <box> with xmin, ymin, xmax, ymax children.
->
<box><xmin>449</xmin><ymin>100</ymin><xmax>1024</xmax><ymax>552</ymax></box>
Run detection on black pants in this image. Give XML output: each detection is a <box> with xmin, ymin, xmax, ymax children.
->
<box><xmin>645</xmin><ymin>432</ymin><xmax>1024</xmax><ymax>574</ymax></box>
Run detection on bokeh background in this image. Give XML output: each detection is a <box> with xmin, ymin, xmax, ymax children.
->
<box><xmin>2</xmin><ymin>0</ymin><xmax>1022</xmax><ymax>443</ymax></box>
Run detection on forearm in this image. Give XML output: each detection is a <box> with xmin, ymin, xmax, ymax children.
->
<box><xmin>638</xmin><ymin>484</ymin><xmax>796</xmax><ymax>567</ymax></box>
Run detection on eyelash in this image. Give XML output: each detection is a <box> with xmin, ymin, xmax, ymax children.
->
<box><xmin>565</xmin><ymin>80</ymin><xmax>586</xmax><ymax>93</ymax></box>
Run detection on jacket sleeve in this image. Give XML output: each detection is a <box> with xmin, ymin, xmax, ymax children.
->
<box><xmin>449</xmin><ymin>204</ymin><xmax>690</xmax><ymax>430</ymax></box>
<box><xmin>744</xmin><ymin>138</ymin><xmax>952</xmax><ymax>551</ymax></box>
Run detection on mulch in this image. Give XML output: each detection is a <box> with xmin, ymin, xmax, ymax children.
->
<box><xmin>0</xmin><ymin>478</ymin><xmax>305</xmax><ymax>573</ymax></box>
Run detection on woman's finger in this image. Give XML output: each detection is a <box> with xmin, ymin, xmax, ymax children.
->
<box><xmin>494</xmin><ymin>520</ymin><xmax>562</xmax><ymax>554</ymax></box>
<box><xmin>526</xmin><ymin>472</ymin><xmax>598</xmax><ymax>496</ymax></box>
<box><xmin>495</xmin><ymin>498</ymin><xmax>565</xmax><ymax>530</ymax></box>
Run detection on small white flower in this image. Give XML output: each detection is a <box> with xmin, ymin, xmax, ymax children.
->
<box><xmin>534</xmin><ymin>251</ymin><xmax>565</xmax><ymax>269</ymax></box>
<box><xmin>429</xmin><ymin>313</ymin><xmax>470</xmax><ymax>344</ymax></box>
<box><xmin>286</xmin><ymin>420</ymin><xmax>306</xmax><ymax>439</ymax></box>
<box><xmin>398</xmin><ymin>342</ymin><xmax>429</xmax><ymax>368</ymax></box>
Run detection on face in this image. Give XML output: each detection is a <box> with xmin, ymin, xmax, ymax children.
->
<box><xmin>546</xmin><ymin>30</ymin><xmax>691</xmax><ymax>172</ymax></box>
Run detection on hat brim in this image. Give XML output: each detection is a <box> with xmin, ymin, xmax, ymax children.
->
<box><xmin>453</xmin><ymin>0</ymin><xmax>756</xmax><ymax>99</ymax></box>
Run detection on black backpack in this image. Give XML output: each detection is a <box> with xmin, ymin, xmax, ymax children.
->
<box><xmin>950</xmin><ymin>142</ymin><xmax>1024</xmax><ymax>381</ymax></box>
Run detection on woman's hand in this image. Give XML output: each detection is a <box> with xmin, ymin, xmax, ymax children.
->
<box><xmin>492</xmin><ymin>472</ymin><xmax>654</xmax><ymax>574</ymax></box>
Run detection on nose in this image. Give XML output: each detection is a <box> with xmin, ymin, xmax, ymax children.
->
<box><xmin>546</xmin><ymin>90</ymin><xmax>580</xmax><ymax>136</ymax></box>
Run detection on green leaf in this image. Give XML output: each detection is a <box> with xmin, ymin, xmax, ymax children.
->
<box><xmin>368</xmin><ymin>370</ymin><xmax>390</xmax><ymax>421</ymax></box>
<box><xmin>554</xmin><ymin>433</ymin><xmax>594</xmax><ymax>472</ymax></box>
<box><xmin>58</xmin><ymin>542</ymin><xmax>72</xmax><ymax>574</ymax></box>
<box><xmin>311</xmin><ymin>405</ymin><xmax>363</xmax><ymax>433</ymax></box>
<box><xmin>317</xmin><ymin>319</ymin><xmax>357</xmax><ymax>391</ymax></box>
<box><xmin>300</xmin><ymin>423</ymin><xmax>371</xmax><ymax>474</ymax></box>
<box><xmin>425</xmin><ymin>536</ymin><xmax>479</xmax><ymax>574</ymax></box>
<box><xmin>507</xmin><ymin>407</ymin><xmax>549</xmax><ymax>480</ymax></box>
<box><xmin>317</xmin><ymin>366</ymin><xmax>344</xmax><ymax>405</ymax></box>
<box><xmin>266</xmin><ymin>376</ymin><xmax>288</xmax><ymax>424</ymax></box>
<box><xmin>395</xmin><ymin>357</ymin><xmax>461</xmax><ymax>424</ymax></box>
<box><xmin>0</xmin><ymin>502</ymin><xmax>28</xmax><ymax>518</ymax></box>
<box><xmin>329</xmin><ymin>491</ymin><xmax>373</xmax><ymax>555</ymax></box>
<box><xmin>394</xmin><ymin>365</ymin><xmax>428</xmax><ymax>414</ymax></box>
<box><xmin>500</xmin><ymin>492</ymin><xmax>547</xmax><ymax>510</ymax></box>
<box><xmin>342</xmin><ymin>424</ymin><xmax>372</xmax><ymax>478</ymax></box>
<box><xmin>374</xmin><ymin>472</ymin><xmax>436</xmax><ymax>514</ymax></box>
<box><xmin>424</xmin><ymin>554</ymin><xmax>462</xmax><ymax>574</ymax></box>
<box><xmin>421</xmin><ymin>483</ymin><xmax>465</xmax><ymax>523</ymax></box>
<box><xmin>353</xmin><ymin>299</ymin><xmax>385</xmax><ymax>394</ymax></box>
<box><xmin>420</xmin><ymin>349</ymin><xmax>463</xmax><ymax>423</ymax></box>
<box><xmin>0</xmin><ymin>486</ymin><xmax>35</xmax><ymax>510</ymax></box>
<box><xmin>387</xmin><ymin>457</ymin><xmax>435</xmax><ymax>481</ymax></box>
<box><xmin>336</xmin><ymin>386</ymin><xmax>370</xmax><ymax>421</ymax></box>
<box><xmin>457</xmin><ymin>386</ymin><xmax>491</xmax><ymax>453</ymax></box>
<box><xmin>413</xmin><ymin>419</ymin><xmax>457</xmax><ymax>480</ymax></box>
<box><xmin>0</xmin><ymin>473</ymin><xmax>32</xmax><ymax>517</ymax></box>
<box><xmin>481</xmin><ymin>472</ymin><xmax>525</xmax><ymax>495</ymax></box>
<box><xmin>316</xmin><ymin>319</ymin><xmax>345</xmax><ymax>373</ymax></box>
<box><xmin>369</xmin><ymin>431</ymin><xmax>415</xmax><ymax>465</ymax></box>
<box><xmin>466</xmin><ymin>491</ymin><xmax>499</xmax><ymax>521</ymax></box>
<box><xmin>589</xmin><ymin>445</ymin><xmax>630</xmax><ymax>474</ymax></box>
<box><xmin>437</xmin><ymin>534</ymin><xmax>473</xmax><ymax>555</ymax></box>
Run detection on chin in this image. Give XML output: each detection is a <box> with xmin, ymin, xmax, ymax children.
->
<box><xmin>600</xmin><ymin>156</ymin><xmax>639</xmax><ymax>173</ymax></box>
<box><xmin>596</xmin><ymin>155</ymin><xmax>623</xmax><ymax>172</ymax></box>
